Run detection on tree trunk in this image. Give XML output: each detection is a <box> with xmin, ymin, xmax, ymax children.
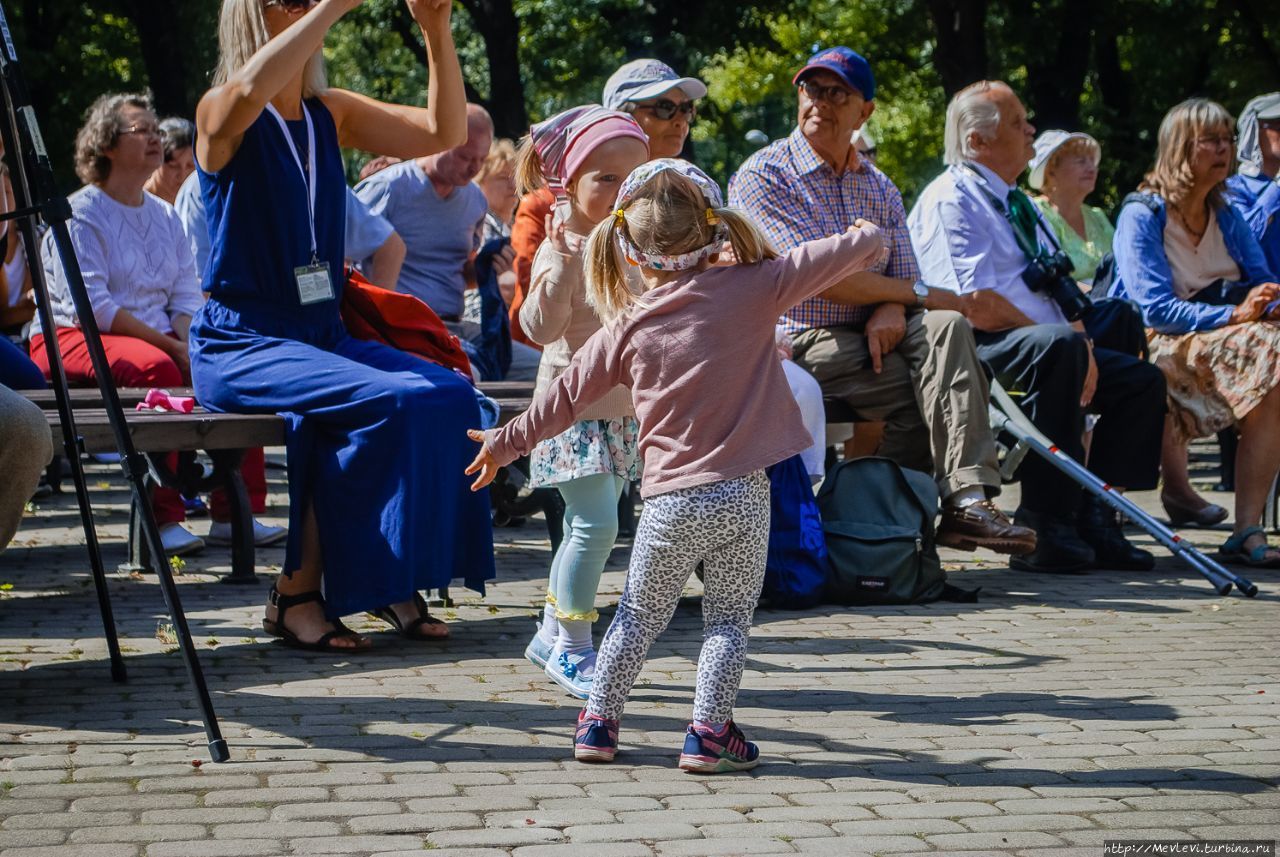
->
<box><xmin>925</xmin><ymin>0</ymin><xmax>989</xmax><ymax>96</ymax></box>
<box><xmin>120</xmin><ymin>0</ymin><xmax>197</xmax><ymax>118</ymax></box>
<box><xmin>456</xmin><ymin>0</ymin><xmax>527</xmax><ymax>140</ymax></box>
<box><xmin>1022</xmin><ymin>0</ymin><xmax>1093</xmax><ymax>131</ymax></box>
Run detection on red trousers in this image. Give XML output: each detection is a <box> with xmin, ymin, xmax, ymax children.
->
<box><xmin>30</xmin><ymin>328</ymin><xmax>267</xmax><ymax>525</ymax></box>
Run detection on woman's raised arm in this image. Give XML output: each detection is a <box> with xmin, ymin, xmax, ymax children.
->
<box><xmin>196</xmin><ymin>0</ymin><xmax>359</xmax><ymax>173</ymax></box>
<box><xmin>323</xmin><ymin>0</ymin><xmax>467</xmax><ymax>158</ymax></box>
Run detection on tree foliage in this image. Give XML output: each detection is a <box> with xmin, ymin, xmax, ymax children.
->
<box><xmin>11</xmin><ymin>0</ymin><xmax>1280</xmax><ymax>213</ymax></box>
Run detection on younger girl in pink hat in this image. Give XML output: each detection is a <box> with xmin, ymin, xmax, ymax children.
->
<box><xmin>512</xmin><ymin>106</ymin><xmax>650</xmax><ymax>699</ymax></box>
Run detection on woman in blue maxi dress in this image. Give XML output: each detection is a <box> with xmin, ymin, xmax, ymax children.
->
<box><xmin>189</xmin><ymin>0</ymin><xmax>492</xmax><ymax>650</ymax></box>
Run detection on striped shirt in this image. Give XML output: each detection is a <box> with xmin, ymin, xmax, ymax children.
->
<box><xmin>728</xmin><ymin>127</ymin><xmax>920</xmax><ymax>333</ymax></box>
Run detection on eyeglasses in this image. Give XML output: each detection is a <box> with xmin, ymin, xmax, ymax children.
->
<box><xmin>1194</xmin><ymin>133</ymin><xmax>1236</xmax><ymax>149</ymax></box>
<box><xmin>118</xmin><ymin>122</ymin><xmax>160</xmax><ymax>139</ymax></box>
<box><xmin>265</xmin><ymin>0</ymin><xmax>316</xmax><ymax>11</ymax></box>
<box><xmin>1259</xmin><ymin>119</ymin><xmax>1280</xmax><ymax>132</ymax></box>
<box><xmin>798</xmin><ymin>79</ymin><xmax>856</xmax><ymax>106</ymax></box>
<box><xmin>628</xmin><ymin>99</ymin><xmax>697</xmax><ymax>122</ymax></box>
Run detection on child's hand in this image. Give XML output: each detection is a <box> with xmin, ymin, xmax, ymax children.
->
<box><xmin>464</xmin><ymin>429</ymin><xmax>499</xmax><ymax>491</ymax></box>
<box><xmin>850</xmin><ymin>218</ymin><xmax>887</xmax><ymax>263</ymax></box>
<box><xmin>544</xmin><ymin>213</ymin><xmax>582</xmax><ymax>255</ymax></box>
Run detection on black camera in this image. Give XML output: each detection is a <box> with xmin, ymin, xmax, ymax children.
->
<box><xmin>1021</xmin><ymin>250</ymin><xmax>1092</xmax><ymax>321</ymax></box>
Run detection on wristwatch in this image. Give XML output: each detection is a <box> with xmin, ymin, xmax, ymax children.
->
<box><xmin>911</xmin><ymin>280</ymin><xmax>929</xmax><ymax>308</ymax></box>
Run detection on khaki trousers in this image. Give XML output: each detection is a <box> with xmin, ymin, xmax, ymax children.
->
<box><xmin>0</xmin><ymin>384</ymin><xmax>52</xmax><ymax>550</ymax></box>
<box><xmin>792</xmin><ymin>310</ymin><xmax>1000</xmax><ymax>499</ymax></box>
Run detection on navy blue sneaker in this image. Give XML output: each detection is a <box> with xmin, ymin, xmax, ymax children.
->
<box><xmin>573</xmin><ymin>709</ymin><xmax>618</xmax><ymax>763</ymax></box>
<box><xmin>678</xmin><ymin>720</ymin><xmax>760</xmax><ymax>773</ymax></box>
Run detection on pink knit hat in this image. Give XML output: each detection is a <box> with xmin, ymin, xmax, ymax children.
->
<box><xmin>530</xmin><ymin>105</ymin><xmax>649</xmax><ymax>199</ymax></box>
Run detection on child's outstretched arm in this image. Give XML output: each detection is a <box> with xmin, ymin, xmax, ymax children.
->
<box><xmin>464</xmin><ymin>325</ymin><xmax>622</xmax><ymax>491</ymax></box>
<box><xmin>771</xmin><ymin>220</ymin><xmax>885</xmax><ymax>313</ymax></box>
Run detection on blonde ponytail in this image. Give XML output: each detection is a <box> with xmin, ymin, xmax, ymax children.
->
<box><xmin>714</xmin><ymin>207</ymin><xmax>778</xmax><ymax>265</ymax></box>
<box><xmin>584</xmin><ymin>215</ymin><xmax>640</xmax><ymax>320</ymax></box>
<box><xmin>513</xmin><ymin>133</ymin><xmax>546</xmax><ymax>197</ymax></box>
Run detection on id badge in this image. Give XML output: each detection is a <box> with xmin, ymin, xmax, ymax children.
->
<box><xmin>295</xmin><ymin>263</ymin><xmax>334</xmax><ymax>305</ymax></box>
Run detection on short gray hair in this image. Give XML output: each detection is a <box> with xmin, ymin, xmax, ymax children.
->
<box><xmin>944</xmin><ymin>81</ymin><xmax>1003</xmax><ymax>165</ymax></box>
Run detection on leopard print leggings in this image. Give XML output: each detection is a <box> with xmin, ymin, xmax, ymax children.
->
<box><xmin>586</xmin><ymin>470</ymin><xmax>771</xmax><ymax>723</ymax></box>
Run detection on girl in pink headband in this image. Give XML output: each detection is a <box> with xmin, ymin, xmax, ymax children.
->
<box><xmin>511</xmin><ymin>106</ymin><xmax>649</xmax><ymax>699</ymax></box>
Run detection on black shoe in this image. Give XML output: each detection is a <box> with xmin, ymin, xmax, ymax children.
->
<box><xmin>1009</xmin><ymin>509</ymin><xmax>1095</xmax><ymax>574</ymax></box>
<box><xmin>1078</xmin><ymin>496</ymin><xmax>1155</xmax><ymax>571</ymax></box>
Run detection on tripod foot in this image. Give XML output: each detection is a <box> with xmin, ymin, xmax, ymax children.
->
<box><xmin>208</xmin><ymin>738</ymin><xmax>230</xmax><ymax>763</ymax></box>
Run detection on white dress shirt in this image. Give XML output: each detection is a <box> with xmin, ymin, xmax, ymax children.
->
<box><xmin>908</xmin><ymin>162</ymin><xmax>1068</xmax><ymax>326</ymax></box>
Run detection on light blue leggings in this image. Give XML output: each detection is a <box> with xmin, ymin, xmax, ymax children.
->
<box><xmin>548</xmin><ymin>472</ymin><xmax>626</xmax><ymax>622</ymax></box>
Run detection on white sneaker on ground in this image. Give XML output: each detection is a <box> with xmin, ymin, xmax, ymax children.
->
<box><xmin>545</xmin><ymin>650</ymin><xmax>596</xmax><ymax>700</ymax></box>
<box><xmin>160</xmin><ymin>522</ymin><xmax>205</xmax><ymax>556</ymax></box>
<box><xmin>206</xmin><ymin>519</ymin><xmax>288</xmax><ymax>547</ymax></box>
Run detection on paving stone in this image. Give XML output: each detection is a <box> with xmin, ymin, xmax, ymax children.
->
<box><xmin>2</xmin><ymin>478</ymin><xmax>1277</xmax><ymax>857</ymax></box>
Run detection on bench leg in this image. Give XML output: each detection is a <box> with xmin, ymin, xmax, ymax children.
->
<box><xmin>209</xmin><ymin>449</ymin><xmax>259</xmax><ymax>585</ymax></box>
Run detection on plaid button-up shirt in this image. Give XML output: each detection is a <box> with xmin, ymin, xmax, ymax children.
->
<box><xmin>728</xmin><ymin>127</ymin><xmax>920</xmax><ymax>334</ymax></box>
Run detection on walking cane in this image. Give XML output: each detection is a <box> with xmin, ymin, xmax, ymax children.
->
<box><xmin>988</xmin><ymin>382</ymin><xmax>1258</xmax><ymax>597</ymax></box>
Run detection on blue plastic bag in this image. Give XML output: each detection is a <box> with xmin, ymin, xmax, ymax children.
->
<box><xmin>761</xmin><ymin>454</ymin><xmax>829</xmax><ymax>608</ymax></box>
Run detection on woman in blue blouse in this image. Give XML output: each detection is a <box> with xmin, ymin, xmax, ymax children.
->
<box><xmin>190</xmin><ymin>0</ymin><xmax>494</xmax><ymax>650</ymax></box>
<box><xmin>1112</xmin><ymin>98</ymin><xmax>1280</xmax><ymax>568</ymax></box>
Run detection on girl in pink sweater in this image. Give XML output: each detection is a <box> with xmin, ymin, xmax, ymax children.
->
<box><xmin>468</xmin><ymin>159</ymin><xmax>883</xmax><ymax>773</ymax></box>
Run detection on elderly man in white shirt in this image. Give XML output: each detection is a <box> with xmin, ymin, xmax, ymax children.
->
<box><xmin>909</xmin><ymin>80</ymin><xmax>1167</xmax><ymax>575</ymax></box>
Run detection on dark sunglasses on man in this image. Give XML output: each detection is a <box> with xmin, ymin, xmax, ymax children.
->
<box><xmin>627</xmin><ymin>99</ymin><xmax>697</xmax><ymax>122</ymax></box>
<box><xmin>798</xmin><ymin>79</ymin><xmax>856</xmax><ymax>107</ymax></box>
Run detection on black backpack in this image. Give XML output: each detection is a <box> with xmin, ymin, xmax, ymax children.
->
<box><xmin>817</xmin><ymin>457</ymin><xmax>955</xmax><ymax>605</ymax></box>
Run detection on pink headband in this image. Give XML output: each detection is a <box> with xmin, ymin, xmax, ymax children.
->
<box><xmin>530</xmin><ymin>106</ymin><xmax>649</xmax><ymax>200</ymax></box>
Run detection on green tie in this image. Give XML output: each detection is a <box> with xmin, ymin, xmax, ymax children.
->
<box><xmin>1005</xmin><ymin>187</ymin><xmax>1043</xmax><ymax>258</ymax></box>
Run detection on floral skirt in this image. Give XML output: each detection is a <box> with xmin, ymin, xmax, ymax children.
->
<box><xmin>1148</xmin><ymin>321</ymin><xmax>1280</xmax><ymax>441</ymax></box>
<box><xmin>529</xmin><ymin>416</ymin><xmax>641</xmax><ymax>488</ymax></box>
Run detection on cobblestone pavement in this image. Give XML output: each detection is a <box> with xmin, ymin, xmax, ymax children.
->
<box><xmin>0</xmin><ymin>455</ymin><xmax>1276</xmax><ymax>857</ymax></box>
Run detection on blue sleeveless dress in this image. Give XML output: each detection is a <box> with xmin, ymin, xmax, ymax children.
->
<box><xmin>189</xmin><ymin>98</ymin><xmax>494</xmax><ymax>617</ymax></box>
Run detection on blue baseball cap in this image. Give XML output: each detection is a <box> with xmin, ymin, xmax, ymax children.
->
<box><xmin>792</xmin><ymin>46</ymin><xmax>876</xmax><ymax>101</ymax></box>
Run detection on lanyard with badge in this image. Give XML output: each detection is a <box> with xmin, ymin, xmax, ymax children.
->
<box><xmin>265</xmin><ymin>102</ymin><xmax>334</xmax><ymax>305</ymax></box>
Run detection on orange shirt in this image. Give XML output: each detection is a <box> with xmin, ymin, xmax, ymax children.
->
<box><xmin>509</xmin><ymin>188</ymin><xmax>555</xmax><ymax>348</ymax></box>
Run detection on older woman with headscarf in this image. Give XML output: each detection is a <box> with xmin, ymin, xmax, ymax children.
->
<box><xmin>1111</xmin><ymin>97</ymin><xmax>1280</xmax><ymax>568</ymax></box>
<box><xmin>1226</xmin><ymin>93</ymin><xmax>1280</xmax><ymax>276</ymax></box>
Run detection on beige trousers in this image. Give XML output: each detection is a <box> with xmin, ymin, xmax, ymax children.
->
<box><xmin>792</xmin><ymin>310</ymin><xmax>1001</xmax><ymax>499</ymax></box>
<box><xmin>0</xmin><ymin>385</ymin><xmax>52</xmax><ymax>550</ymax></box>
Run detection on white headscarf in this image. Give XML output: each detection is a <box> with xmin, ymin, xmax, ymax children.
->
<box><xmin>1236</xmin><ymin>92</ymin><xmax>1280</xmax><ymax>178</ymax></box>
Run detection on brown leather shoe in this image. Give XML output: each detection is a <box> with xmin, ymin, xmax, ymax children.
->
<box><xmin>937</xmin><ymin>499</ymin><xmax>1037</xmax><ymax>555</ymax></box>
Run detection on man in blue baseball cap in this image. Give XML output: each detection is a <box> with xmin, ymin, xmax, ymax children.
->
<box><xmin>730</xmin><ymin>47</ymin><xmax>1036</xmax><ymax>558</ymax></box>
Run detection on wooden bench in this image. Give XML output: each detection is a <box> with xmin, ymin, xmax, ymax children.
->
<box><xmin>25</xmin><ymin>383</ymin><xmax>535</xmax><ymax>583</ymax></box>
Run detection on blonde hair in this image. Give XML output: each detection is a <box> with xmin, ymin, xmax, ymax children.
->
<box><xmin>213</xmin><ymin>0</ymin><xmax>327</xmax><ymax>97</ymax></box>
<box><xmin>513</xmin><ymin>133</ymin><xmax>545</xmax><ymax>196</ymax></box>
<box><xmin>1139</xmin><ymin>97</ymin><xmax>1234</xmax><ymax>209</ymax></box>
<box><xmin>1041</xmin><ymin>136</ymin><xmax>1101</xmax><ymax>194</ymax></box>
<box><xmin>583</xmin><ymin>170</ymin><xmax>778</xmax><ymax>319</ymax></box>
<box><xmin>477</xmin><ymin>138</ymin><xmax>516</xmax><ymax>184</ymax></box>
<box><xmin>74</xmin><ymin>92</ymin><xmax>153</xmax><ymax>184</ymax></box>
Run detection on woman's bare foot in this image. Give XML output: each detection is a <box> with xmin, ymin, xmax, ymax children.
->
<box><xmin>373</xmin><ymin>593</ymin><xmax>449</xmax><ymax>640</ymax></box>
<box><xmin>264</xmin><ymin>595</ymin><xmax>370</xmax><ymax>650</ymax></box>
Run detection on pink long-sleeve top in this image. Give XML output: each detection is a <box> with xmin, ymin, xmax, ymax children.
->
<box><xmin>485</xmin><ymin>225</ymin><xmax>883</xmax><ymax>497</ymax></box>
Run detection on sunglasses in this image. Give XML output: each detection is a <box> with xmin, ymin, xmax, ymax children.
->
<box><xmin>628</xmin><ymin>99</ymin><xmax>697</xmax><ymax>121</ymax></box>
<box><xmin>265</xmin><ymin>0</ymin><xmax>316</xmax><ymax>11</ymax></box>
<box><xmin>798</xmin><ymin>79</ymin><xmax>856</xmax><ymax>107</ymax></box>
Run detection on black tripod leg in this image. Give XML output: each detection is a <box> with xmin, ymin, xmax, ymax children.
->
<box><xmin>55</xmin><ymin>423</ymin><xmax>127</xmax><ymax>683</ymax></box>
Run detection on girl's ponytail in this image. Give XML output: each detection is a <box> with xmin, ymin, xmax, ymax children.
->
<box><xmin>514</xmin><ymin>133</ymin><xmax>546</xmax><ymax>197</ymax></box>
<box><xmin>584</xmin><ymin>214</ymin><xmax>638</xmax><ymax>321</ymax></box>
<box><xmin>714</xmin><ymin>207</ymin><xmax>779</xmax><ymax>265</ymax></box>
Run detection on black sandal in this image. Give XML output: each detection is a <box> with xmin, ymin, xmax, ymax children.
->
<box><xmin>263</xmin><ymin>585</ymin><xmax>371</xmax><ymax>652</ymax></box>
<box><xmin>370</xmin><ymin>591</ymin><xmax>450</xmax><ymax>641</ymax></box>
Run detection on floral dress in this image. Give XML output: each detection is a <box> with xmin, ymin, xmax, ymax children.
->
<box><xmin>529</xmin><ymin>416</ymin><xmax>640</xmax><ymax>488</ymax></box>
